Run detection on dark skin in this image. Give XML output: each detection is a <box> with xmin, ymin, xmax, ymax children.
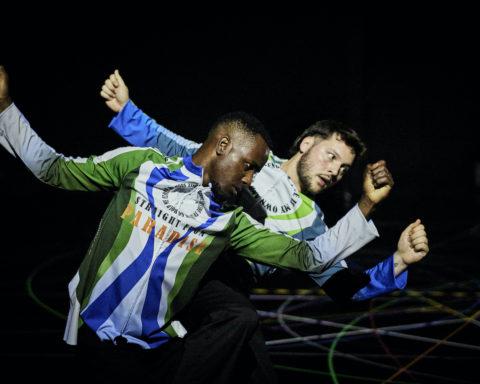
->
<box><xmin>193</xmin><ymin>127</ymin><xmax>269</xmax><ymax>204</ymax></box>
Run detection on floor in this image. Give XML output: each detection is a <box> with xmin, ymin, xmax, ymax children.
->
<box><xmin>2</xmin><ymin>219</ymin><xmax>479</xmax><ymax>383</ymax></box>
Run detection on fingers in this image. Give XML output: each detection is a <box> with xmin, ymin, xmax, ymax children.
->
<box><xmin>100</xmin><ymin>90</ymin><xmax>114</xmax><ymax>100</ymax></box>
<box><xmin>109</xmin><ymin>73</ymin><xmax>118</xmax><ymax>87</ymax></box>
<box><xmin>408</xmin><ymin>220</ymin><xmax>429</xmax><ymax>255</ymax></box>
<box><xmin>101</xmin><ymin>71</ymin><xmax>122</xmax><ymax>97</ymax></box>
<box><xmin>100</xmin><ymin>70</ymin><xmax>128</xmax><ymax>112</ymax></box>
<box><xmin>413</xmin><ymin>241</ymin><xmax>429</xmax><ymax>255</ymax></box>
<box><xmin>101</xmin><ymin>84</ymin><xmax>115</xmax><ymax>98</ymax></box>
<box><xmin>366</xmin><ymin>160</ymin><xmax>386</xmax><ymax>173</ymax></box>
<box><xmin>0</xmin><ymin>65</ymin><xmax>11</xmax><ymax>102</ymax></box>
<box><xmin>0</xmin><ymin>65</ymin><xmax>8</xmax><ymax>82</ymax></box>
<box><xmin>369</xmin><ymin>160</ymin><xmax>386</xmax><ymax>169</ymax></box>
<box><xmin>368</xmin><ymin>160</ymin><xmax>394</xmax><ymax>188</ymax></box>
<box><xmin>401</xmin><ymin>219</ymin><xmax>423</xmax><ymax>240</ymax></box>
<box><xmin>114</xmin><ymin>69</ymin><xmax>125</xmax><ymax>86</ymax></box>
<box><xmin>401</xmin><ymin>219</ymin><xmax>419</xmax><ymax>237</ymax></box>
<box><xmin>105</xmin><ymin>78</ymin><xmax>116</xmax><ymax>92</ymax></box>
<box><xmin>411</xmin><ymin>234</ymin><xmax>428</xmax><ymax>247</ymax></box>
<box><xmin>410</xmin><ymin>226</ymin><xmax>427</xmax><ymax>242</ymax></box>
<box><xmin>371</xmin><ymin>175</ymin><xmax>392</xmax><ymax>188</ymax></box>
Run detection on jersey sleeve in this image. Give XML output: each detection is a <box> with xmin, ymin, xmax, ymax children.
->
<box><xmin>229</xmin><ymin>211</ymin><xmax>316</xmax><ymax>271</ymax></box>
<box><xmin>0</xmin><ymin>103</ymin><xmax>155</xmax><ymax>191</ymax></box>
<box><xmin>109</xmin><ymin>100</ymin><xmax>200</xmax><ymax>156</ymax></box>
<box><xmin>352</xmin><ymin>255</ymin><xmax>408</xmax><ymax>301</ymax></box>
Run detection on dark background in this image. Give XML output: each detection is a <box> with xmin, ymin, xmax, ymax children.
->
<box><xmin>1</xmin><ymin>7</ymin><xmax>479</xmax><ymax>383</ymax></box>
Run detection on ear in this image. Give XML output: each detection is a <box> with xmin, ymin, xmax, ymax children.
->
<box><xmin>299</xmin><ymin>136</ymin><xmax>315</xmax><ymax>154</ymax></box>
<box><xmin>216</xmin><ymin>135</ymin><xmax>231</xmax><ymax>156</ymax></box>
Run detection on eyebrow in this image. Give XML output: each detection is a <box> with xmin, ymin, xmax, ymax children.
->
<box><xmin>329</xmin><ymin>148</ymin><xmax>352</xmax><ymax>168</ymax></box>
<box><xmin>329</xmin><ymin>148</ymin><xmax>342</xmax><ymax>160</ymax></box>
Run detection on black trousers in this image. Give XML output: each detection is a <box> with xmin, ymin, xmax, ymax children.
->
<box><xmin>172</xmin><ymin>279</ymin><xmax>277</xmax><ymax>384</ymax></box>
<box><xmin>77</xmin><ymin>333</ymin><xmax>183</xmax><ymax>382</ymax></box>
<box><xmin>76</xmin><ymin>253</ymin><xmax>277</xmax><ymax>384</ymax></box>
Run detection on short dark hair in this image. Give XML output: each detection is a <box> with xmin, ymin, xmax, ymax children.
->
<box><xmin>289</xmin><ymin>120</ymin><xmax>366</xmax><ymax>158</ymax></box>
<box><xmin>211</xmin><ymin>111</ymin><xmax>273</xmax><ymax>149</ymax></box>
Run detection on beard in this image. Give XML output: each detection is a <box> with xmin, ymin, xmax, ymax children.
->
<box><xmin>297</xmin><ymin>150</ymin><xmax>319</xmax><ymax>198</ymax></box>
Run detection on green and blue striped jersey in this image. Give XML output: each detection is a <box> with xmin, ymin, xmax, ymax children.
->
<box><xmin>0</xmin><ymin>103</ymin><xmax>376</xmax><ymax>349</ymax></box>
<box><xmin>109</xmin><ymin>101</ymin><xmax>382</xmax><ymax>287</ymax></box>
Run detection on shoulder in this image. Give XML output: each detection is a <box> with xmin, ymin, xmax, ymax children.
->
<box><xmin>264</xmin><ymin>151</ymin><xmax>285</xmax><ymax>169</ymax></box>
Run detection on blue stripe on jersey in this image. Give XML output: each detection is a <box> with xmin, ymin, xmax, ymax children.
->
<box><xmin>292</xmin><ymin>205</ymin><xmax>327</xmax><ymax>241</ymax></box>
<box><xmin>141</xmin><ymin>214</ymin><xmax>221</xmax><ymax>344</ymax></box>
<box><xmin>207</xmin><ymin>195</ymin><xmax>223</xmax><ymax>217</ymax></box>
<box><xmin>183</xmin><ymin>155</ymin><xmax>202</xmax><ymax>177</ymax></box>
<box><xmin>141</xmin><ymin>227</ymin><xmax>195</xmax><ymax>339</ymax></box>
<box><xmin>140</xmin><ymin>165</ymin><xmax>191</xmax><ymax>338</ymax></box>
<box><xmin>81</xmin><ymin>229</ymin><xmax>156</xmax><ymax>331</ymax></box>
<box><xmin>81</xmin><ymin>165</ymin><xmax>188</xmax><ymax>332</ymax></box>
<box><xmin>145</xmin><ymin>330</ymin><xmax>171</xmax><ymax>349</ymax></box>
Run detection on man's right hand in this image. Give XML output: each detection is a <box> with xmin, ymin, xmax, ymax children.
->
<box><xmin>393</xmin><ymin>219</ymin><xmax>429</xmax><ymax>276</ymax></box>
<box><xmin>358</xmin><ymin>160</ymin><xmax>394</xmax><ymax>218</ymax></box>
<box><xmin>100</xmin><ymin>69</ymin><xmax>129</xmax><ymax>113</ymax></box>
<box><xmin>0</xmin><ymin>66</ymin><xmax>13</xmax><ymax>113</ymax></box>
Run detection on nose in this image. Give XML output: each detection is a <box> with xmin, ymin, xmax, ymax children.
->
<box><xmin>241</xmin><ymin>170</ymin><xmax>255</xmax><ymax>186</ymax></box>
<box><xmin>328</xmin><ymin>164</ymin><xmax>341</xmax><ymax>182</ymax></box>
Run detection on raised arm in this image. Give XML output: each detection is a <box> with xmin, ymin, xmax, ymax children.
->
<box><xmin>0</xmin><ymin>66</ymin><xmax>152</xmax><ymax>191</ymax></box>
<box><xmin>358</xmin><ymin>160</ymin><xmax>394</xmax><ymax>218</ymax></box>
<box><xmin>101</xmin><ymin>70</ymin><xmax>200</xmax><ymax>156</ymax></box>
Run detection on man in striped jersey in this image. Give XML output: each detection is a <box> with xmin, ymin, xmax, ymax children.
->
<box><xmin>95</xmin><ymin>71</ymin><xmax>429</xmax><ymax>382</ymax></box>
<box><xmin>0</xmin><ymin>66</ymin><xmax>430</xmax><ymax>382</ymax></box>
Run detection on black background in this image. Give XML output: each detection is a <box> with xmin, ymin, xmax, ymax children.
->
<box><xmin>1</xmin><ymin>7</ymin><xmax>479</xmax><ymax>382</ymax></box>
<box><xmin>2</xmin><ymin>9</ymin><xmax>478</xmax><ymax>235</ymax></box>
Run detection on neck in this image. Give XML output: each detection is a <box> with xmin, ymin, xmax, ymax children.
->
<box><xmin>0</xmin><ymin>96</ymin><xmax>12</xmax><ymax>113</ymax></box>
<box><xmin>192</xmin><ymin>146</ymin><xmax>212</xmax><ymax>186</ymax></box>
<box><xmin>280</xmin><ymin>152</ymin><xmax>303</xmax><ymax>192</ymax></box>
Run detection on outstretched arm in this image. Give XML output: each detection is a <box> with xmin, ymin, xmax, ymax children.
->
<box><xmin>392</xmin><ymin>219</ymin><xmax>429</xmax><ymax>274</ymax></box>
<box><xmin>101</xmin><ymin>70</ymin><xmax>200</xmax><ymax>156</ymax></box>
<box><xmin>351</xmin><ymin>219</ymin><xmax>428</xmax><ymax>301</ymax></box>
<box><xmin>231</xmin><ymin>208</ymin><xmax>380</xmax><ymax>274</ymax></box>
<box><xmin>0</xmin><ymin>66</ymin><xmax>153</xmax><ymax>191</ymax></box>
<box><xmin>310</xmin><ymin>219</ymin><xmax>429</xmax><ymax>301</ymax></box>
